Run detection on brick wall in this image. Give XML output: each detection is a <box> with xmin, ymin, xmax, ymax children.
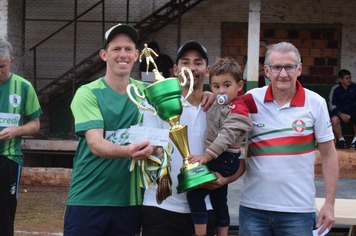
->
<box><xmin>222</xmin><ymin>23</ymin><xmax>342</xmax><ymax>85</ymax></box>
<box><xmin>178</xmin><ymin>0</ymin><xmax>356</xmax><ymax>82</ymax></box>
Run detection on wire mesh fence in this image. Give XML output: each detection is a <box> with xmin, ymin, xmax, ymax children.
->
<box><xmin>24</xmin><ymin>0</ymin><xmax>179</xmax><ymax>139</ymax></box>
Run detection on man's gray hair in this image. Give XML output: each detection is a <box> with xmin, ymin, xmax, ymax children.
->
<box><xmin>0</xmin><ymin>39</ymin><xmax>13</xmax><ymax>62</ymax></box>
<box><xmin>264</xmin><ymin>42</ymin><xmax>301</xmax><ymax>65</ymax></box>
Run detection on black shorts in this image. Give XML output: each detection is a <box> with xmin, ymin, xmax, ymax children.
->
<box><xmin>0</xmin><ymin>155</ymin><xmax>22</xmax><ymax>236</ymax></box>
<box><xmin>331</xmin><ymin>110</ymin><xmax>356</xmax><ymax>124</ymax></box>
<box><xmin>142</xmin><ymin>206</ymin><xmax>217</xmax><ymax>236</ymax></box>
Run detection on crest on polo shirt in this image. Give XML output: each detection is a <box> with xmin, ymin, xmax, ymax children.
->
<box><xmin>9</xmin><ymin>94</ymin><xmax>21</xmax><ymax>108</ymax></box>
<box><xmin>292</xmin><ymin>120</ymin><xmax>306</xmax><ymax>133</ymax></box>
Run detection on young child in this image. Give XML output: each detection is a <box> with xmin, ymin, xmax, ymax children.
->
<box><xmin>187</xmin><ymin>57</ymin><xmax>257</xmax><ymax>236</ymax></box>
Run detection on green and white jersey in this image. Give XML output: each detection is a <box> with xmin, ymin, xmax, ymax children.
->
<box><xmin>0</xmin><ymin>73</ymin><xmax>42</xmax><ymax>165</ymax></box>
<box><xmin>68</xmin><ymin>77</ymin><xmax>149</xmax><ymax>207</ymax></box>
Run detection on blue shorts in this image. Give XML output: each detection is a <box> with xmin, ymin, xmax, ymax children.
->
<box><xmin>64</xmin><ymin>205</ymin><xmax>141</xmax><ymax>236</ymax></box>
<box><xmin>239</xmin><ymin>205</ymin><xmax>316</xmax><ymax>236</ymax></box>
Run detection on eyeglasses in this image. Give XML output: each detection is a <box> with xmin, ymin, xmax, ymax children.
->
<box><xmin>268</xmin><ymin>64</ymin><xmax>298</xmax><ymax>73</ymax></box>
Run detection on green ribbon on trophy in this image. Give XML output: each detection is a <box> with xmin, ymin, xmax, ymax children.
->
<box><xmin>127</xmin><ymin>44</ymin><xmax>217</xmax><ymax>200</ymax></box>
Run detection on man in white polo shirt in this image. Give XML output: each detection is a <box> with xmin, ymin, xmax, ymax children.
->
<box><xmin>239</xmin><ymin>42</ymin><xmax>339</xmax><ymax>236</ymax></box>
<box><xmin>141</xmin><ymin>41</ymin><xmax>242</xmax><ymax>236</ymax></box>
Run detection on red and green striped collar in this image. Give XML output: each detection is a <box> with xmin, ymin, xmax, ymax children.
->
<box><xmin>264</xmin><ymin>80</ymin><xmax>305</xmax><ymax>107</ymax></box>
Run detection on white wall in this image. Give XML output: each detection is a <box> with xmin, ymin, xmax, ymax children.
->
<box><xmin>0</xmin><ymin>1</ymin><xmax>7</xmax><ymax>40</ymax></box>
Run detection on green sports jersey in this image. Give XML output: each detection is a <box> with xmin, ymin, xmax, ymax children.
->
<box><xmin>0</xmin><ymin>73</ymin><xmax>42</xmax><ymax>165</ymax></box>
<box><xmin>68</xmin><ymin>77</ymin><xmax>149</xmax><ymax>207</ymax></box>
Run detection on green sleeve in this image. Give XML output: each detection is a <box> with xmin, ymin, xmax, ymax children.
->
<box><xmin>24</xmin><ymin>82</ymin><xmax>42</xmax><ymax>121</ymax></box>
<box><xmin>70</xmin><ymin>86</ymin><xmax>104</xmax><ymax>136</ymax></box>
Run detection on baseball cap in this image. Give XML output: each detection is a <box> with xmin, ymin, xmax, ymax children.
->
<box><xmin>103</xmin><ymin>23</ymin><xmax>139</xmax><ymax>49</ymax></box>
<box><xmin>176</xmin><ymin>40</ymin><xmax>208</xmax><ymax>65</ymax></box>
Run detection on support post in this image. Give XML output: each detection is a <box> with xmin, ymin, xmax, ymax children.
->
<box><xmin>246</xmin><ymin>0</ymin><xmax>261</xmax><ymax>91</ymax></box>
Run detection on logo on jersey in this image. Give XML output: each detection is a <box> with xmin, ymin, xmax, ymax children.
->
<box><xmin>327</xmin><ymin>119</ymin><xmax>332</xmax><ymax>128</ymax></box>
<box><xmin>108</xmin><ymin>132</ymin><xmax>118</xmax><ymax>144</ymax></box>
<box><xmin>106</xmin><ymin>128</ymin><xmax>130</xmax><ymax>145</ymax></box>
<box><xmin>118</xmin><ymin>132</ymin><xmax>130</xmax><ymax>144</ymax></box>
<box><xmin>228</xmin><ymin>104</ymin><xmax>236</xmax><ymax>110</ymax></box>
<box><xmin>257</xmin><ymin>123</ymin><xmax>265</xmax><ymax>127</ymax></box>
<box><xmin>0</xmin><ymin>113</ymin><xmax>20</xmax><ymax>127</ymax></box>
<box><xmin>9</xmin><ymin>94</ymin><xmax>21</xmax><ymax>108</ymax></box>
<box><xmin>10</xmin><ymin>184</ymin><xmax>16</xmax><ymax>195</ymax></box>
<box><xmin>292</xmin><ymin>120</ymin><xmax>306</xmax><ymax>132</ymax></box>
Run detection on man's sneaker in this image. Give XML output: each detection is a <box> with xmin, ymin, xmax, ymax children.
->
<box><xmin>338</xmin><ymin>140</ymin><xmax>346</xmax><ymax>149</ymax></box>
<box><xmin>350</xmin><ymin>142</ymin><xmax>356</xmax><ymax>150</ymax></box>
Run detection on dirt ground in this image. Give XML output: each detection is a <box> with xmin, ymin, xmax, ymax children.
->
<box><xmin>14</xmin><ymin>185</ymin><xmax>69</xmax><ymax>235</ymax></box>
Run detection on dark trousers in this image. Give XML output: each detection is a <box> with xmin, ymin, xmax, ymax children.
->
<box><xmin>187</xmin><ymin>152</ymin><xmax>240</xmax><ymax>227</ymax></box>
<box><xmin>0</xmin><ymin>155</ymin><xmax>21</xmax><ymax>236</ymax></box>
<box><xmin>142</xmin><ymin>206</ymin><xmax>216</xmax><ymax>236</ymax></box>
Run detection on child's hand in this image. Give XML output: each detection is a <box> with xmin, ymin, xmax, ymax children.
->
<box><xmin>188</xmin><ymin>153</ymin><xmax>213</xmax><ymax>165</ymax></box>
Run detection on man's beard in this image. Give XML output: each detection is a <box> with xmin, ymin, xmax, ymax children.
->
<box><xmin>184</xmin><ymin>72</ymin><xmax>201</xmax><ymax>89</ymax></box>
<box><xmin>185</xmin><ymin>80</ymin><xmax>199</xmax><ymax>90</ymax></box>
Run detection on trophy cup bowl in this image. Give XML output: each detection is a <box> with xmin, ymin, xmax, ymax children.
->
<box><xmin>144</xmin><ymin>78</ymin><xmax>183</xmax><ymax>121</ymax></box>
<box><xmin>127</xmin><ymin>66</ymin><xmax>216</xmax><ymax>194</ymax></box>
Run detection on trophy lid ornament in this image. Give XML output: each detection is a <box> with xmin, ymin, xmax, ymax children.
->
<box><xmin>139</xmin><ymin>43</ymin><xmax>159</xmax><ymax>75</ymax></box>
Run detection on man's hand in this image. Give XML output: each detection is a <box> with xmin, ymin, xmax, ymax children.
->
<box><xmin>0</xmin><ymin>127</ymin><xmax>18</xmax><ymax>140</ymax></box>
<box><xmin>316</xmin><ymin>202</ymin><xmax>335</xmax><ymax>234</ymax></box>
<box><xmin>188</xmin><ymin>152</ymin><xmax>213</xmax><ymax>165</ymax></box>
<box><xmin>201</xmin><ymin>91</ymin><xmax>215</xmax><ymax>112</ymax></box>
<box><xmin>153</xmin><ymin>146</ymin><xmax>164</xmax><ymax>159</ymax></box>
<box><xmin>196</xmin><ymin>172</ymin><xmax>226</xmax><ymax>190</ymax></box>
<box><xmin>85</xmin><ymin>129</ymin><xmax>155</xmax><ymax>160</ymax></box>
<box><xmin>339</xmin><ymin>113</ymin><xmax>350</xmax><ymax>123</ymax></box>
<box><xmin>127</xmin><ymin>140</ymin><xmax>155</xmax><ymax>161</ymax></box>
<box><xmin>195</xmin><ymin>158</ymin><xmax>246</xmax><ymax>190</ymax></box>
<box><xmin>0</xmin><ymin>118</ymin><xmax>39</xmax><ymax>140</ymax></box>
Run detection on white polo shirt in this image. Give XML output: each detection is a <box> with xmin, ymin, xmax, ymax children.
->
<box><xmin>142</xmin><ymin>98</ymin><xmax>213</xmax><ymax>213</ymax></box>
<box><xmin>240</xmin><ymin>81</ymin><xmax>334</xmax><ymax>213</ymax></box>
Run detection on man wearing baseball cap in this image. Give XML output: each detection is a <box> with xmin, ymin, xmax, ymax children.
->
<box><xmin>141</xmin><ymin>40</ymin><xmax>240</xmax><ymax>236</ymax></box>
<box><xmin>64</xmin><ymin>23</ymin><xmax>158</xmax><ymax>236</ymax></box>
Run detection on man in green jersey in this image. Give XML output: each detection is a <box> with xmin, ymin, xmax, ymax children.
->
<box><xmin>64</xmin><ymin>24</ymin><xmax>159</xmax><ymax>236</ymax></box>
<box><xmin>0</xmin><ymin>39</ymin><xmax>42</xmax><ymax>236</ymax></box>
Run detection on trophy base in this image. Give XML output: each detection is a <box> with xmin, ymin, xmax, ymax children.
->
<box><xmin>176</xmin><ymin>165</ymin><xmax>217</xmax><ymax>193</ymax></box>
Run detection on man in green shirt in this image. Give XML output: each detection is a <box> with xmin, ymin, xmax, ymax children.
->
<box><xmin>0</xmin><ymin>39</ymin><xmax>42</xmax><ymax>236</ymax></box>
<box><xmin>64</xmin><ymin>24</ymin><xmax>159</xmax><ymax>236</ymax></box>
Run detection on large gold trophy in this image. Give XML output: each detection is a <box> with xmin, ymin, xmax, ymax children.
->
<box><xmin>127</xmin><ymin>45</ymin><xmax>216</xmax><ymax>194</ymax></box>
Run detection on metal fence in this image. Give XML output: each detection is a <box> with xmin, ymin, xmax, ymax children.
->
<box><xmin>24</xmin><ymin>0</ymin><xmax>189</xmax><ymax>139</ymax></box>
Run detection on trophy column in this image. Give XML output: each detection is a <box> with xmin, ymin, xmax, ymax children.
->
<box><xmin>168</xmin><ymin>116</ymin><xmax>217</xmax><ymax>193</ymax></box>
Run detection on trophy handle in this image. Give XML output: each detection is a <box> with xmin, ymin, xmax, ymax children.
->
<box><xmin>126</xmin><ymin>84</ymin><xmax>157</xmax><ymax>116</ymax></box>
<box><xmin>179</xmin><ymin>67</ymin><xmax>194</xmax><ymax>107</ymax></box>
